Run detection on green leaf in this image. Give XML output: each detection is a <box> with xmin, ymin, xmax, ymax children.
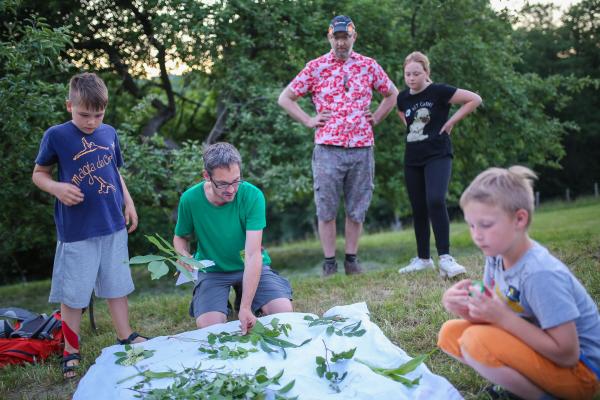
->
<box><xmin>278</xmin><ymin>379</ymin><xmax>295</xmax><ymax>393</ymax></box>
<box><xmin>148</xmin><ymin>260</ymin><xmax>169</xmax><ymax>280</ymax></box>
<box><xmin>386</xmin><ymin>353</ymin><xmax>429</xmax><ymax>376</ymax></box>
<box><xmin>129</xmin><ymin>255</ymin><xmax>166</xmax><ymax>264</ymax></box>
<box><xmin>145</xmin><ymin>234</ymin><xmax>175</xmax><ymax>255</ymax></box>
<box><xmin>169</xmin><ymin>259</ymin><xmax>193</xmax><ymax>281</ymax></box>
<box><xmin>326</xmin><ymin>326</ymin><xmax>334</xmax><ymax>335</ymax></box>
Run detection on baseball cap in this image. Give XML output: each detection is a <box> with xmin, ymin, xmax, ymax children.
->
<box><xmin>328</xmin><ymin>15</ymin><xmax>355</xmax><ymax>35</ymax></box>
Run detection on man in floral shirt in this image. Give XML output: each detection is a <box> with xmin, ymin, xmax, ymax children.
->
<box><xmin>278</xmin><ymin>15</ymin><xmax>398</xmax><ymax>276</ymax></box>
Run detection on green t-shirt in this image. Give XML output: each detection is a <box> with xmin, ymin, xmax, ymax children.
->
<box><xmin>174</xmin><ymin>181</ymin><xmax>271</xmax><ymax>272</ymax></box>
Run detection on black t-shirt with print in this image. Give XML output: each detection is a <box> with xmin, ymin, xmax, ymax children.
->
<box><xmin>396</xmin><ymin>83</ymin><xmax>457</xmax><ymax>166</ymax></box>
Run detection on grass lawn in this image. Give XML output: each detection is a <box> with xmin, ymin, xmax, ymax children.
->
<box><xmin>1</xmin><ymin>198</ymin><xmax>599</xmax><ymax>399</ymax></box>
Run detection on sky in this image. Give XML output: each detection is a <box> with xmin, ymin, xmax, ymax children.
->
<box><xmin>490</xmin><ymin>0</ymin><xmax>580</xmax><ymax>13</ymax></box>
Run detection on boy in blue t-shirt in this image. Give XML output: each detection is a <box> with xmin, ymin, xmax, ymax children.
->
<box><xmin>32</xmin><ymin>73</ymin><xmax>146</xmax><ymax>378</ymax></box>
<box><xmin>438</xmin><ymin>166</ymin><xmax>600</xmax><ymax>399</ymax></box>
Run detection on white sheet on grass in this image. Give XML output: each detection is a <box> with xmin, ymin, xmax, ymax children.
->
<box><xmin>74</xmin><ymin>302</ymin><xmax>463</xmax><ymax>399</ymax></box>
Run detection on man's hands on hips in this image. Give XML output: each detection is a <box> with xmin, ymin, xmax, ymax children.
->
<box><xmin>238</xmin><ymin>306</ymin><xmax>256</xmax><ymax>335</ymax></box>
<box><xmin>306</xmin><ymin>110</ymin><xmax>332</xmax><ymax>128</ymax></box>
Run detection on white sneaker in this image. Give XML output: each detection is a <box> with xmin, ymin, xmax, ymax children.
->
<box><xmin>438</xmin><ymin>255</ymin><xmax>467</xmax><ymax>278</ymax></box>
<box><xmin>398</xmin><ymin>257</ymin><xmax>435</xmax><ymax>274</ymax></box>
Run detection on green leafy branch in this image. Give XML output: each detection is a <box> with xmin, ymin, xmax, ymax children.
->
<box><xmin>304</xmin><ymin>315</ymin><xmax>366</xmax><ymax>337</ymax></box>
<box><xmin>128</xmin><ymin>233</ymin><xmax>208</xmax><ymax>280</ymax></box>
<box><xmin>198</xmin><ymin>343</ymin><xmax>259</xmax><ymax>360</ymax></box>
<box><xmin>120</xmin><ymin>364</ymin><xmax>296</xmax><ymax>399</ymax></box>
<box><xmin>315</xmin><ymin>340</ymin><xmax>356</xmax><ymax>393</ymax></box>
<box><xmin>207</xmin><ymin>318</ymin><xmax>311</xmax><ymax>359</ymax></box>
<box><xmin>356</xmin><ymin>350</ymin><xmax>436</xmax><ymax>388</ymax></box>
<box><xmin>114</xmin><ymin>345</ymin><xmax>155</xmax><ymax>366</ymax></box>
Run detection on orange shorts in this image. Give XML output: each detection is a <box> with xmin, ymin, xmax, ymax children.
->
<box><xmin>437</xmin><ymin>319</ymin><xmax>600</xmax><ymax>400</ymax></box>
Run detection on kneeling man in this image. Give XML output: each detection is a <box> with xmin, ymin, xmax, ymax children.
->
<box><xmin>173</xmin><ymin>142</ymin><xmax>293</xmax><ymax>334</ymax></box>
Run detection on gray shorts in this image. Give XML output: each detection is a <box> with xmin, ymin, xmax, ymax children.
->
<box><xmin>49</xmin><ymin>228</ymin><xmax>134</xmax><ymax>308</ymax></box>
<box><xmin>312</xmin><ymin>144</ymin><xmax>375</xmax><ymax>222</ymax></box>
<box><xmin>189</xmin><ymin>266</ymin><xmax>293</xmax><ymax>318</ymax></box>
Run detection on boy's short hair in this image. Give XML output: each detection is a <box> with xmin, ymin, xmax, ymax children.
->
<box><xmin>460</xmin><ymin>166</ymin><xmax>537</xmax><ymax>226</ymax></box>
<box><xmin>203</xmin><ymin>142</ymin><xmax>242</xmax><ymax>176</ymax></box>
<box><xmin>68</xmin><ymin>72</ymin><xmax>108</xmax><ymax>111</ymax></box>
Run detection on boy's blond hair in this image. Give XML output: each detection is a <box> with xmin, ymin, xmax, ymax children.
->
<box><xmin>460</xmin><ymin>166</ymin><xmax>537</xmax><ymax>227</ymax></box>
<box><xmin>68</xmin><ymin>72</ymin><xmax>108</xmax><ymax>111</ymax></box>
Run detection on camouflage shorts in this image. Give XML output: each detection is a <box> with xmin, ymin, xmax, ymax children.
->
<box><xmin>311</xmin><ymin>144</ymin><xmax>375</xmax><ymax>223</ymax></box>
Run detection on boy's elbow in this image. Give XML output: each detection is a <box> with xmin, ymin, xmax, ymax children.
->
<box><xmin>555</xmin><ymin>349</ymin><xmax>580</xmax><ymax>368</ymax></box>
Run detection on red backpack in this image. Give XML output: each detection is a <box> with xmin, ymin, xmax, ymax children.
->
<box><xmin>0</xmin><ymin>308</ymin><xmax>64</xmax><ymax>367</ymax></box>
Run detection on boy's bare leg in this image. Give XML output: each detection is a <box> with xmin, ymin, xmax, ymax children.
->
<box><xmin>107</xmin><ymin>296</ymin><xmax>145</xmax><ymax>343</ymax></box>
<box><xmin>462</xmin><ymin>347</ymin><xmax>545</xmax><ymax>399</ymax></box>
<box><xmin>61</xmin><ymin>303</ymin><xmax>83</xmax><ymax>377</ymax></box>
<box><xmin>261</xmin><ymin>298</ymin><xmax>293</xmax><ymax>315</ymax></box>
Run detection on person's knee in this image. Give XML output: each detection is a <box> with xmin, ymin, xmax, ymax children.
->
<box><xmin>261</xmin><ymin>298</ymin><xmax>293</xmax><ymax>315</ymax></box>
<box><xmin>437</xmin><ymin>319</ymin><xmax>469</xmax><ymax>356</ymax></box>
<box><xmin>459</xmin><ymin>325</ymin><xmax>503</xmax><ymax>367</ymax></box>
<box><xmin>195</xmin><ymin>312</ymin><xmax>227</xmax><ymax>329</ymax></box>
<box><xmin>345</xmin><ymin>213</ymin><xmax>364</xmax><ymax>225</ymax></box>
<box><xmin>426</xmin><ymin>194</ymin><xmax>446</xmax><ymax>211</ymax></box>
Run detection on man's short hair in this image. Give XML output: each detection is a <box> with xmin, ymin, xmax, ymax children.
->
<box><xmin>203</xmin><ymin>142</ymin><xmax>242</xmax><ymax>175</ymax></box>
<box><xmin>69</xmin><ymin>72</ymin><xmax>108</xmax><ymax>111</ymax></box>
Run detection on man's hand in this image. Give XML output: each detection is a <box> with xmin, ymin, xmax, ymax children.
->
<box><xmin>124</xmin><ymin>202</ymin><xmax>138</xmax><ymax>233</ymax></box>
<box><xmin>52</xmin><ymin>182</ymin><xmax>84</xmax><ymax>206</ymax></box>
<box><xmin>442</xmin><ymin>279</ymin><xmax>471</xmax><ymax>316</ymax></box>
<box><xmin>364</xmin><ymin>109</ymin><xmax>376</xmax><ymax>126</ymax></box>
<box><xmin>306</xmin><ymin>110</ymin><xmax>332</xmax><ymax>128</ymax></box>
<box><xmin>238</xmin><ymin>307</ymin><xmax>256</xmax><ymax>335</ymax></box>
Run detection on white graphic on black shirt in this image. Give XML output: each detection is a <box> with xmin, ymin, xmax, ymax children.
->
<box><xmin>407</xmin><ymin>108</ymin><xmax>430</xmax><ymax>142</ymax></box>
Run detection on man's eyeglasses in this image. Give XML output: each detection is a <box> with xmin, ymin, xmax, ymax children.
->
<box><xmin>343</xmin><ymin>74</ymin><xmax>350</xmax><ymax>92</ymax></box>
<box><xmin>208</xmin><ymin>175</ymin><xmax>243</xmax><ymax>190</ymax></box>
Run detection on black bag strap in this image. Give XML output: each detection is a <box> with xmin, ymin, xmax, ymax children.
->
<box><xmin>0</xmin><ymin>307</ymin><xmax>39</xmax><ymax>322</ymax></box>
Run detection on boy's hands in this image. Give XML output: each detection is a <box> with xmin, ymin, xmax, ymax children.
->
<box><xmin>52</xmin><ymin>182</ymin><xmax>84</xmax><ymax>206</ymax></box>
<box><xmin>467</xmin><ymin>288</ymin><xmax>512</xmax><ymax>325</ymax></box>
<box><xmin>124</xmin><ymin>202</ymin><xmax>138</xmax><ymax>233</ymax></box>
<box><xmin>442</xmin><ymin>279</ymin><xmax>471</xmax><ymax>317</ymax></box>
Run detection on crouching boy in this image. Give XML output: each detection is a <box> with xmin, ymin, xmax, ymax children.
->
<box><xmin>32</xmin><ymin>73</ymin><xmax>147</xmax><ymax>379</ymax></box>
<box><xmin>438</xmin><ymin>166</ymin><xmax>600</xmax><ymax>399</ymax></box>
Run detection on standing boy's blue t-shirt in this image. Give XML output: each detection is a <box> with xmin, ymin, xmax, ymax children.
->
<box><xmin>484</xmin><ymin>241</ymin><xmax>600</xmax><ymax>372</ymax></box>
<box><xmin>35</xmin><ymin>121</ymin><xmax>126</xmax><ymax>242</ymax></box>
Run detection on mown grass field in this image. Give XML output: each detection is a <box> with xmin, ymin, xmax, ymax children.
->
<box><xmin>1</xmin><ymin>198</ymin><xmax>599</xmax><ymax>399</ymax></box>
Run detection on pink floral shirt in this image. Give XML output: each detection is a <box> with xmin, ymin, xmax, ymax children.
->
<box><xmin>290</xmin><ymin>50</ymin><xmax>393</xmax><ymax>147</ymax></box>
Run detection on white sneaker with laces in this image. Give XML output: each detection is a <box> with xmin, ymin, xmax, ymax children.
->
<box><xmin>438</xmin><ymin>255</ymin><xmax>467</xmax><ymax>278</ymax></box>
<box><xmin>398</xmin><ymin>257</ymin><xmax>435</xmax><ymax>274</ymax></box>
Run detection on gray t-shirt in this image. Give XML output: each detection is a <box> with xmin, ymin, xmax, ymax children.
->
<box><xmin>484</xmin><ymin>241</ymin><xmax>600</xmax><ymax>372</ymax></box>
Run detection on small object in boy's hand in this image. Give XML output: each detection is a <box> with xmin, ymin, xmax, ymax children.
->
<box><xmin>469</xmin><ymin>280</ymin><xmax>491</xmax><ymax>297</ymax></box>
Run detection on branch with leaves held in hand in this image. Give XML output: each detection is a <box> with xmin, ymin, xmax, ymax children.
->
<box><xmin>128</xmin><ymin>233</ymin><xmax>210</xmax><ymax>280</ymax></box>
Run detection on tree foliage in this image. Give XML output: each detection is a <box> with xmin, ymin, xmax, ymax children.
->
<box><xmin>1</xmin><ymin>0</ymin><xmax>594</xmax><ymax>280</ymax></box>
<box><xmin>0</xmin><ymin>1</ymin><xmax>71</xmax><ymax>280</ymax></box>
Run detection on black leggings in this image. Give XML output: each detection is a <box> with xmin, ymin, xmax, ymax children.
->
<box><xmin>404</xmin><ymin>157</ymin><xmax>452</xmax><ymax>259</ymax></box>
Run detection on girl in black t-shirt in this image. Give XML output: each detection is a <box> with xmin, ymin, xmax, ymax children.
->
<box><xmin>397</xmin><ymin>51</ymin><xmax>482</xmax><ymax>278</ymax></box>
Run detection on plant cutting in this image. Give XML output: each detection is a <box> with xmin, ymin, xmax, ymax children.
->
<box><xmin>128</xmin><ymin>233</ymin><xmax>212</xmax><ymax>280</ymax></box>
